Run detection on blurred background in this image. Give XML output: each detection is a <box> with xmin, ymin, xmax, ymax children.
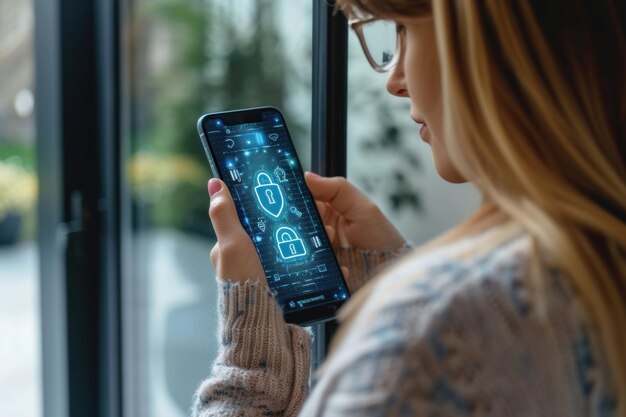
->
<box><xmin>0</xmin><ymin>0</ymin><xmax>479</xmax><ymax>416</ymax></box>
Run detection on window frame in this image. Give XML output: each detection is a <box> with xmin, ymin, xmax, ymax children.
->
<box><xmin>35</xmin><ymin>0</ymin><xmax>123</xmax><ymax>415</ymax></box>
<box><xmin>311</xmin><ymin>0</ymin><xmax>348</xmax><ymax>367</ymax></box>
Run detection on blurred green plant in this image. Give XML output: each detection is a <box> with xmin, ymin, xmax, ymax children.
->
<box><xmin>0</xmin><ymin>157</ymin><xmax>36</xmax><ymax>219</ymax></box>
<box><xmin>137</xmin><ymin>0</ymin><xmax>305</xmax><ymax>235</ymax></box>
<box><xmin>0</xmin><ymin>156</ymin><xmax>37</xmax><ymax>243</ymax></box>
<box><xmin>127</xmin><ymin>151</ymin><xmax>209</xmax><ymax>232</ymax></box>
<box><xmin>0</xmin><ymin>142</ymin><xmax>35</xmax><ymax>169</ymax></box>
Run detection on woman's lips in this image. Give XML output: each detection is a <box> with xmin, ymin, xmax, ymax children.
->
<box><xmin>419</xmin><ymin>123</ymin><xmax>430</xmax><ymax>143</ymax></box>
<box><xmin>411</xmin><ymin>116</ymin><xmax>429</xmax><ymax>142</ymax></box>
<box><xmin>419</xmin><ymin>123</ymin><xmax>427</xmax><ymax>137</ymax></box>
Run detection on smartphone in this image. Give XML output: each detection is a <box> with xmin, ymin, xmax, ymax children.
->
<box><xmin>197</xmin><ymin>107</ymin><xmax>350</xmax><ymax>326</ymax></box>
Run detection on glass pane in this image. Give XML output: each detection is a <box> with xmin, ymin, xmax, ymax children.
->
<box><xmin>0</xmin><ymin>0</ymin><xmax>42</xmax><ymax>416</ymax></box>
<box><xmin>361</xmin><ymin>20</ymin><xmax>396</xmax><ymax>67</ymax></box>
<box><xmin>120</xmin><ymin>1</ymin><xmax>312</xmax><ymax>416</ymax></box>
<box><xmin>346</xmin><ymin>29</ymin><xmax>480</xmax><ymax>246</ymax></box>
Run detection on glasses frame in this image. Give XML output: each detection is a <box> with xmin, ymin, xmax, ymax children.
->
<box><xmin>349</xmin><ymin>17</ymin><xmax>399</xmax><ymax>73</ymax></box>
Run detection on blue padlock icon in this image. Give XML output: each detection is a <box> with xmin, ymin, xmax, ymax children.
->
<box><xmin>275</xmin><ymin>227</ymin><xmax>307</xmax><ymax>260</ymax></box>
<box><xmin>254</xmin><ymin>171</ymin><xmax>284</xmax><ymax>219</ymax></box>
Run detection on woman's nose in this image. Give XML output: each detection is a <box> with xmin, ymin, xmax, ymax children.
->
<box><xmin>386</xmin><ymin>63</ymin><xmax>409</xmax><ymax>97</ymax></box>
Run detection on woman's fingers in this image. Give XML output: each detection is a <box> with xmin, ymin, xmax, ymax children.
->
<box><xmin>336</xmin><ymin>216</ymin><xmax>351</xmax><ymax>248</ymax></box>
<box><xmin>208</xmin><ymin>179</ymin><xmax>246</xmax><ymax>243</ymax></box>
<box><xmin>316</xmin><ymin>200</ymin><xmax>328</xmax><ymax>221</ymax></box>
<box><xmin>207</xmin><ymin>179</ymin><xmax>265</xmax><ymax>282</ymax></box>
<box><xmin>341</xmin><ymin>265</ymin><xmax>350</xmax><ymax>281</ymax></box>
<box><xmin>325</xmin><ymin>224</ymin><xmax>336</xmax><ymax>244</ymax></box>
<box><xmin>305</xmin><ymin>172</ymin><xmax>375</xmax><ymax>220</ymax></box>
<box><xmin>307</xmin><ymin>173</ymin><xmax>406</xmax><ymax>252</ymax></box>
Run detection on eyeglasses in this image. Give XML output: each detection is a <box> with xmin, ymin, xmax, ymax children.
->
<box><xmin>349</xmin><ymin>18</ymin><xmax>403</xmax><ymax>73</ymax></box>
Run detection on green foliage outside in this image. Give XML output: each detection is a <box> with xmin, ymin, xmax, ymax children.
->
<box><xmin>131</xmin><ymin>0</ymin><xmax>307</xmax><ymax>236</ymax></box>
<box><xmin>0</xmin><ymin>142</ymin><xmax>36</xmax><ymax>241</ymax></box>
<box><xmin>0</xmin><ymin>142</ymin><xmax>35</xmax><ymax>169</ymax></box>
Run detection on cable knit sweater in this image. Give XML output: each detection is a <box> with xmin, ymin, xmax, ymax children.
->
<box><xmin>192</xmin><ymin>223</ymin><xmax>616</xmax><ymax>416</ymax></box>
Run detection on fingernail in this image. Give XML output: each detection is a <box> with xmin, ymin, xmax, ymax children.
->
<box><xmin>306</xmin><ymin>171</ymin><xmax>321</xmax><ymax>178</ymax></box>
<box><xmin>208</xmin><ymin>178</ymin><xmax>222</xmax><ymax>197</ymax></box>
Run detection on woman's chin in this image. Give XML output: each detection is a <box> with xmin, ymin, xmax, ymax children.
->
<box><xmin>432</xmin><ymin>154</ymin><xmax>467</xmax><ymax>183</ymax></box>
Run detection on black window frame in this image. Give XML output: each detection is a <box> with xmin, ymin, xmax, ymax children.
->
<box><xmin>311</xmin><ymin>0</ymin><xmax>348</xmax><ymax>367</ymax></box>
<box><xmin>36</xmin><ymin>0</ymin><xmax>122</xmax><ymax>415</ymax></box>
<box><xmin>35</xmin><ymin>0</ymin><xmax>347</xmax><ymax>415</ymax></box>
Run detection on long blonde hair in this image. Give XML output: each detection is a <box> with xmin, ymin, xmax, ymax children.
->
<box><xmin>336</xmin><ymin>0</ymin><xmax>626</xmax><ymax>408</ymax></box>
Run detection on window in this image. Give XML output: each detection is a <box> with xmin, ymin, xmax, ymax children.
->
<box><xmin>120</xmin><ymin>1</ymin><xmax>313</xmax><ymax>415</ymax></box>
<box><xmin>0</xmin><ymin>0</ymin><xmax>41</xmax><ymax>415</ymax></box>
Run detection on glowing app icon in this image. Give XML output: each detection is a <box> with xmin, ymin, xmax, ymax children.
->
<box><xmin>273</xmin><ymin>167</ymin><xmax>287</xmax><ymax>182</ymax></box>
<box><xmin>229</xmin><ymin>168</ymin><xmax>241</xmax><ymax>182</ymax></box>
<box><xmin>254</xmin><ymin>172</ymin><xmax>284</xmax><ymax>219</ymax></box>
<box><xmin>289</xmin><ymin>206</ymin><xmax>303</xmax><ymax>217</ymax></box>
<box><xmin>311</xmin><ymin>235</ymin><xmax>322</xmax><ymax>248</ymax></box>
<box><xmin>275</xmin><ymin>226</ymin><xmax>307</xmax><ymax>260</ymax></box>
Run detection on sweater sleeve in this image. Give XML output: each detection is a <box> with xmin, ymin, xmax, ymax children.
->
<box><xmin>335</xmin><ymin>244</ymin><xmax>413</xmax><ymax>294</ymax></box>
<box><xmin>192</xmin><ymin>246</ymin><xmax>411</xmax><ymax>417</ymax></box>
<box><xmin>192</xmin><ymin>278</ymin><xmax>312</xmax><ymax>417</ymax></box>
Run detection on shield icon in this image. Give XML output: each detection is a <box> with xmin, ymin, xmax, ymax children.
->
<box><xmin>254</xmin><ymin>172</ymin><xmax>284</xmax><ymax>219</ymax></box>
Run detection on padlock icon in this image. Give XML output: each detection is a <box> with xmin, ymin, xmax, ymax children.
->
<box><xmin>254</xmin><ymin>171</ymin><xmax>284</xmax><ymax>219</ymax></box>
<box><xmin>275</xmin><ymin>226</ymin><xmax>307</xmax><ymax>260</ymax></box>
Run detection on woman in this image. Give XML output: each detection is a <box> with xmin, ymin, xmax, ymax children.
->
<box><xmin>193</xmin><ymin>0</ymin><xmax>626</xmax><ymax>415</ymax></box>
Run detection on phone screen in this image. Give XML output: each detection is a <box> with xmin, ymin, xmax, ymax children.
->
<box><xmin>198</xmin><ymin>107</ymin><xmax>349</xmax><ymax>324</ymax></box>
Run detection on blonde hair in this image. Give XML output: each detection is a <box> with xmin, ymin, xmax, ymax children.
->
<box><xmin>336</xmin><ymin>0</ymin><xmax>626</xmax><ymax>409</ymax></box>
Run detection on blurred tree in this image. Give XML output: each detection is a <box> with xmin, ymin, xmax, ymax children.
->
<box><xmin>145</xmin><ymin>0</ymin><xmax>304</xmax><ymax>236</ymax></box>
<box><xmin>141</xmin><ymin>0</ymin><xmax>419</xmax><ymax>232</ymax></box>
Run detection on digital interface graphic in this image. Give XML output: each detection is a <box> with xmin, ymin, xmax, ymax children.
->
<box><xmin>204</xmin><ymin>110</ymin><xmax>349</xmax><ymax>312</ymax></box>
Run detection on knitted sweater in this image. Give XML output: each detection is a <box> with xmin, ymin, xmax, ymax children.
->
<box><xmin>192</xmin><ymin>223</ymin><xmax>616</xmax><ymax>416</ymax></box>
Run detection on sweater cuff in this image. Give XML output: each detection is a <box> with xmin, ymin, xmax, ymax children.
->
<box><xmin>335</xmin><ymin>243</ymin><xmax>413</xmax><ymax>294</ymax></box>
<box><xmin>215</xmin><ymin>278</ymin><xmax>313</xmax><ymax>369</ymax></box>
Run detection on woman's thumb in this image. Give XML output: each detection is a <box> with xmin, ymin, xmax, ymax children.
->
<box><xmin>208</xmin><ymin>179</ymin><xmax>243</xmax><ymax>240</ymax></box>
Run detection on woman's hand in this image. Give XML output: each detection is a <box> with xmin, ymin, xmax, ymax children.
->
<box><xmin>207</xmin><ymin>174</ymin><xmax>402</xmax><ymax>285</ymax></box>
<box><xmin>305</xmin><ymin>172</ymin><xmax>406</xmax><ymax>252</ymax></box>
<box><xmin>208</xmin><ymin>178</ymin><xmax>266</xmax><ymax>284</ymax></box>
